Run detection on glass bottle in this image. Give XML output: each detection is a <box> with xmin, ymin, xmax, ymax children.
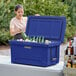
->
<box><xmin>72</xmin><ymin>55</ymin><xmax>76</xmax><ymax>68</ymax></box>
<box><xmin>21</xmin><ymin>32</ymin><xmax>27</xmax><ymax>40</ymax></box>
<box><xmin>67</xmin><ymin>55</ymin><xmax>72</xmax><ymax>68</ymax></box>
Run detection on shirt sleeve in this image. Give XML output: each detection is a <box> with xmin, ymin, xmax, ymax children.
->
<box><xmin>10</xmin><ymin>19</ymin><xmax>15</xmax><ymax>36</ymax></box>
<box><xmin>10</xmin><ymin>20</ymin><xmax>15</xmax><ymax>29</ymax></box>
<box><xmin>23</xmin><ymin>17</ymin><xmax>28</xmax><ymax>32</ymax></box>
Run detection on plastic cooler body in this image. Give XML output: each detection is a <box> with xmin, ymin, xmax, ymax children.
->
<box><xmin>9</xmin><ymin>16</ymin><xmax>66</xmax><ymax>67</ymax></box>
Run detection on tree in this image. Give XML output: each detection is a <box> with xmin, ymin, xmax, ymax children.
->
<box><xmin>64</xmin><ymin>0</ymin><xmax>76</xmax><ymax>26</ymax></box>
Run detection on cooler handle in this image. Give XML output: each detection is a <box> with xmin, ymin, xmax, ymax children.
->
<box><xmin>51</xmin><ymin>58</ymin><xmax>57</xmax><ymax>61</ymax></box>
<box><xmin>24</xmin><ymin>46</ymin><xmax>32</xmax><ymax>49</ymax></box>
<box><xmin>50</xmin><ymin>48</ymin><xmax>57</xmax><ymax>61</ymax></box>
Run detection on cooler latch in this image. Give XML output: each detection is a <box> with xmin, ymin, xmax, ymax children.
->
<box><xmin>52</xmin><ymin>58</ymin><xmax>57</xmax><ymax>61</ymax></box>
<box><xmin>24</xmin><ymin>46</ymin><xmax>32</xmax><ymax>49</ymax></box>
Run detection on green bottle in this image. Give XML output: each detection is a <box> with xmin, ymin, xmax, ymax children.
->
<box><xmin>42</xmin><ymin>36</ymin><xmax>45</xmax><ymax>43</ymax></box>
<box><xmin>36</xmin><ymin>37</ymin><xmax>39</xmax><ymax>43</ymax></box>
<box><xmin>21</xmin><ymin>32</ymin><xmax>27</xmax><ymax>40</ymax></box>
<box><xmin>29</xmin><ymin>37</ymin><xmax>32</xmax><ymax>41</ymax></box>
<box><xmin>33</xmin><ymin>36</ymin><xmax>35</xmax><ymax>41</ymax></box>
<box><xmin>39</xmin><ymin>36</ymin><xmax>41</xmax><ymax>43</ymax></box>
<box><xmin>27</xmin><ymin>36</ymin><xmax>30</xmax><ymax>41</ymax></box>
<box><xmin>32</xmin><ymin>36</ymin><xmax>36</xmax><ymax>42</ymax></box>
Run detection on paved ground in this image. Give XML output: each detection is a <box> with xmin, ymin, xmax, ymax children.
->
<box><xmin>0</xmin><ymin>44</ymin><xmax>67</xmax><ymax>61</ymax></box>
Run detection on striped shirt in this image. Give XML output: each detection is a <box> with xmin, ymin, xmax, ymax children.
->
<box><xmin>10</xmin><ymin>17</ymin><xmax>27</xmax><ymax>36</ymax></box>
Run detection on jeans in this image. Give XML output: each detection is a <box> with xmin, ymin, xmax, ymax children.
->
<box><xmin>14</xmin><ymin>33</ymin><xmax>23</xmax><ymax>39</ymax></box>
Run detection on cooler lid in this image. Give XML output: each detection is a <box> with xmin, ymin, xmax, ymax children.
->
<box><xmin>26</xmin><ymin>16</ymin><xmax>66</xmax><ymax>43</ymax></box>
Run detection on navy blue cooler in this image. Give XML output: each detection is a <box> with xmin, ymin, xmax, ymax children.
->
<box><xmin>9</xmin><ymin>16</ymin><xmax>66</xmax><ymax>67</ymax></box>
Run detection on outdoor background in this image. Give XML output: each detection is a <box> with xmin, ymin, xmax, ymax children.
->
<box><xmin>0</xmin><ymin>0</ymin><xmax>76</xmax><ymax>45</ymax></box>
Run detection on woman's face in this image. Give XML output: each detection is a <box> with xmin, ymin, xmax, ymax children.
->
<box><xmin>15</xmin><ymin>8</ymin><xmax>24</xmax><ymax>18</ymax></box>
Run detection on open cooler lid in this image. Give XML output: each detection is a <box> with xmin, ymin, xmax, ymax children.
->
<box><xmin>26</xmin><ymin>16</ymin><xmax>66</xmax><ymax>43</ymax></box>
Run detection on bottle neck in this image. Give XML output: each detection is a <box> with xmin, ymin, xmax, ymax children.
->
<box><xmin>67</xmin><ymin>40</ymin><xmax>73</xmax><ymax>48</ymax></box>
<box><xmin>69</xmin><ymin>40</ymin><xmax>72</xmax><ymax>47</ymax></box>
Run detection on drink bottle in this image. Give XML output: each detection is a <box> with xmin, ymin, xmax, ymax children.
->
<box><xmin>42</xmin><ymin>36</ymin><xmax>44</xmax><ymax>43</ymax></box>
<box><xmin>36</xmin><ymin>37</ymin><xmax>39</xmax><ymax>43</ymax></box>
<box><xmin>72</xmin><ymin>55</ymin><xmax>76</xmax><ymax>68</ymax></box>
<box><xmin>39</xmin><ymin>36</ymin><xmax>41</xmax><ymax>43</ymax></box>
<box><xmin>67</xmin><ymin>55</ymin><xmax>72</xmax><ymax>68</ymax></box>
<box><xmin>21</xmin><ymin>32</ymin><xmax>27</xmax><ymax>40</ymax></box>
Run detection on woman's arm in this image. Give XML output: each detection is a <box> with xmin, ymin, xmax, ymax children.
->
<box><xmin>10</xmin><ymin>24</ymin><xmax>15</xmax><ymax>36</ymax></box>
<box><xmin>10</xmin><ymin>20</ymin><xmax>19</xmax><ymax>36</ymax></box>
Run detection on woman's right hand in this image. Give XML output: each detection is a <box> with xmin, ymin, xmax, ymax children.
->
<box><xmin>35</xmin><ymin>14</ymin><xmax>40</xmax><ymax>16</ymax></box>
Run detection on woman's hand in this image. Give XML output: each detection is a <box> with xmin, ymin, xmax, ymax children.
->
<box><xmin>35</xmin><ymin>14</ymin><xmax>40</xmax><ymax>16</ymax></box>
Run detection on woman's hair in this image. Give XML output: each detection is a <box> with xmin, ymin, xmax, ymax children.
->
<box><xmin>15</xmin><ymin>4</ymin><xmax>23</xmax><ymax>11</ymax></box>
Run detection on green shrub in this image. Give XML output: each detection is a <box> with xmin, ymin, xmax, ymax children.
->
<box><xmin>64</xmin><ymin>0</ymin><xmax>76</xmax><ymax>26</ymax></box>
<box><xmin>0</xmin><ymin>29</ymin><xmax>13</xmax><ymax>45</ymax></box>
<box><xmin>65</xmin><ymin>25</ymin><xmax>76</xmax><ymax>41</ymax></box>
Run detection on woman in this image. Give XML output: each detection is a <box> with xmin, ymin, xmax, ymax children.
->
<box><xmin>10</xmin><ymin>4</ymin><xmax>27</xmax><ymax>39</ymax></box>
<box><xmin>10</xmin><ymin>4</ymin><xmax>40</xmax><ymax>39</ymax></box>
